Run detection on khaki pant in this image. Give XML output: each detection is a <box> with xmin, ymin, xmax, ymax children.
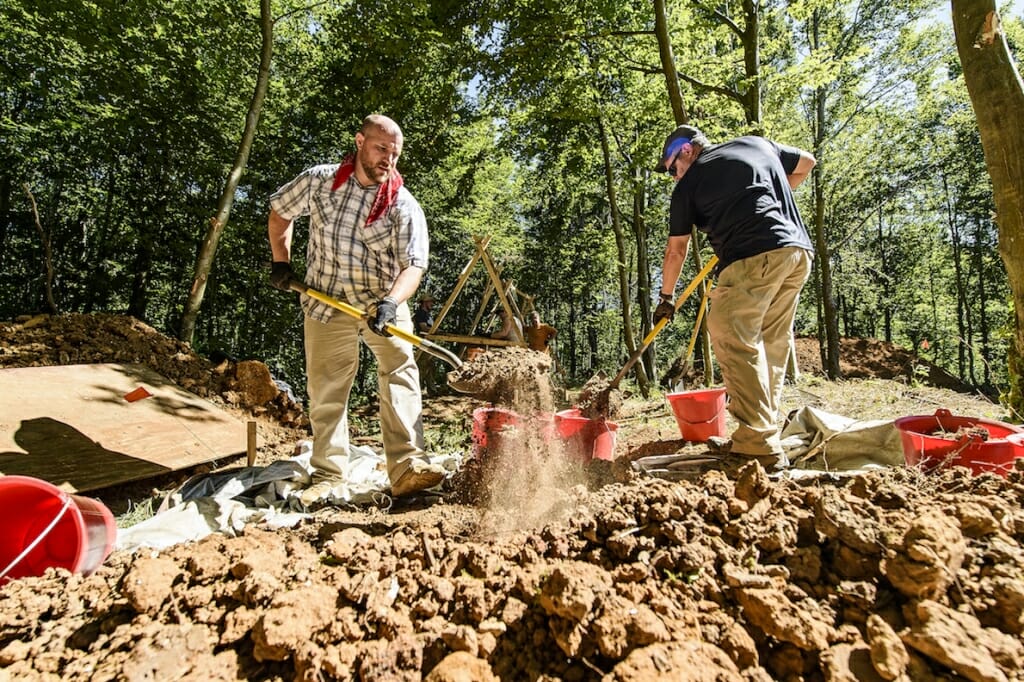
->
<box><xmin>303</xmin><ymin>302</ymin><xmax>425</xmax><ymax>483</ymax></box>
<box><xmin>706</xmin><ymin>247</ymin><xmax>813</xmax><ymax>456</ymax></box>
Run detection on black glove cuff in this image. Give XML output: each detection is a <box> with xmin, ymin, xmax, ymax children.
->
<box><xmin>659</xmin><ymin>292</ymin><xmax>674</xmax><ymax>304</ymax></box>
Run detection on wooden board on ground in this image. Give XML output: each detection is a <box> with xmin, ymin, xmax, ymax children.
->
<box><xmin>0</xmin><ymin>363</ymin><xmax>249</xmax><ymax>492</ymax></box>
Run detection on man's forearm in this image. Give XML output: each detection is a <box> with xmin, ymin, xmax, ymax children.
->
<box><xmin>660</xmin><ymin>235</ymin><xmax>691</xmax><ymax>297</ymax></box>
<box><xmin>386</xmin><ymin>266</ymin><xmax>425</xmax><ymax>305</ymax></box>
<box><xmin>268</xmin><ymin>210</ymin><xmax>294</xmax><ymax>262</ymax></box>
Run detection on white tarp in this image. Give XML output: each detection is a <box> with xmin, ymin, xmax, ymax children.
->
<box><xmin>632</xmin><ymin>406</ymin><xmax>905</xmax><ymax>480</ymax></box>
<box><xmin>116</xmin><ymin>443</ymin><xmax>463</xmax><ymax>551</ymax></box>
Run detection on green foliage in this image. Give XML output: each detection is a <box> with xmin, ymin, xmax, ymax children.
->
<box><xmin>0</xmin><ymin>0</ymin><xmax>1016</xmax><ymax>403</ymax></box>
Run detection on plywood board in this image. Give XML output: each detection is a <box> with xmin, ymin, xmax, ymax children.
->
<box><xmin>0</xmin><ymin>364</ymin><xmax>249</xmax><ymax>492</ymax></box>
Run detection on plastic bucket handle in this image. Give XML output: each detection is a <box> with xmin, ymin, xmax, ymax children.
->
<box><xmin>0</xmin><ymin>495</ymin><xmax>73</xmax><ymax>582</ymax></box>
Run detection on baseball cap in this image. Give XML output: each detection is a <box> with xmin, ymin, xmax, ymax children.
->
<box><xmin>655</xmin><ymin>125</ymin><xmax>704</xmax><ymax>173</ymax></box>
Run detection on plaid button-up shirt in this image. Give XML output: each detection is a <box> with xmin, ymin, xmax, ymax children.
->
<box><xmin>270</xmin><ymin>163</ymin><xmax>429</xmax><ymax>320</ymax></box>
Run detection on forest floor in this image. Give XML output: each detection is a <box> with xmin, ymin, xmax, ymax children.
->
<box><xmin>1</xmin><ymin>313</ymin><xmax>1023</xmax><ymax>681</ymax></box>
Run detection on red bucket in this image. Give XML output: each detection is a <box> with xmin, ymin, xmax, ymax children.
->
<box><xmin>666</xmin><ymin>387</ymin><xmax>728</xmax><ymax>442</ymax></box>
<box><xmin>894</xmin><ymin>409</ymin><xmax>1024</xmax><ymax>477</ymax></box>
<box><xmin>471</xmin><ymin>407</ymin><xmax>555</xmax><ymax>458</ymax></box>
<box><xmin>472</xmin><ymin>407</ymin><xmax>520</xmax><ymax>457</ymax></box>
<box><xmin>554</xmin><ymin>408</ymin><xmax>619</xmax><ymax>462</ymax></box>
<box><xmin>0</xmin><ymin>475</ymin><xmax>116</xmax><ymax>585</ymax></box>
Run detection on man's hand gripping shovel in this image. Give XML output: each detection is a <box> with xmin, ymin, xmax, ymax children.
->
<box><xmin>287</xmin><ymin>280</ymin><xmax>463</xmax><ymax>371</ymax></box>
<box><xmin>610</xmin><ymin>255</ymin><xmax>718</xmax><ymax>390</ymax></box>
<box><xmin>577</xmin><ymin>256</ymin><xmax>717</xmax><ymax>418</ymax></box>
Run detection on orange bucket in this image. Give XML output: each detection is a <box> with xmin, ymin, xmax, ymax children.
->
<box><xmin>471</xmin><ymin>407</ymin><xmax>520</xmax><ymax>457</ymax></box>
<box><xmin>666</xmin><ymin>387</ymin><xmax>728</xmax><ymax>442</ymax></box>
<box><xmin>554</xmin><ymin>408</ymin><xmax>619</xmax><ymax>462</ymax></box>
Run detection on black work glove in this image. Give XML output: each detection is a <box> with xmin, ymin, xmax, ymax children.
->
<box><xmin>270</xmin><ymin>261</ymin><xmax>293</xmax><ymax>291</ymax></box>
<box><xmin>370</xmin><ymin>297</ymin><xmax>398</xmax><ymax>336</ymax></box>
<box><xmin>653</xmin><ymin>300</ymin><xmax>675</xmax><ymax>325</ymax></box>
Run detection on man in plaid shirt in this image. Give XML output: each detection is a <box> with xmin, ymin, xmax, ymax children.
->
<box><xmin>267</xmin><ymin>114</ymin><xmax>445</xmax><ymax>500</ymax></box>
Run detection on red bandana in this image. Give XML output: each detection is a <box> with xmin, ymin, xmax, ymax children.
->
<box><xmin>331</xmin><ymin>153</ymin><xmax>404</xmax><ymax>226</ymax></box>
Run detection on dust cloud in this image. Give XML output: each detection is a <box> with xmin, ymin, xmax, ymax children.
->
<box><xmin>447</xmin><ymin>347</ymin><xmax>589</xmax><ymax>533</ymax></box>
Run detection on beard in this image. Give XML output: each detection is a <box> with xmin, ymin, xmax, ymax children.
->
<box><xmin>359</xmin><ymin>155</ymin><xmax>390</xmax><ymax>184</ymax></box>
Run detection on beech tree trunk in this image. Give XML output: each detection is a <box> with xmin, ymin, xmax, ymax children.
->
<box><xmin>951</xmin><ymin>0</ymin><xmax>1024</xmax><ymax>415</ymax></box>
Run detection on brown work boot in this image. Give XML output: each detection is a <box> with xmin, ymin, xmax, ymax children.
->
<box><xmin>299</xmin><ymin>475</ymin><xmax>344</xmax><ymax>507</ymax></box>
<box><xmin>391</xmin><ymin>460</ymin><xmax>445</xmax><ymax>497</ymax></box>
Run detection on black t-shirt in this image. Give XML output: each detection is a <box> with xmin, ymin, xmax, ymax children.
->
<box><xmin>669</xmin><ymin>136</ymin><xmax>814</xmax><ymax>272</ymax></box>
<box><xmin>413</xmin><ymin>305</ymin><xmax>433</xmax><ymax>333</ymax></box>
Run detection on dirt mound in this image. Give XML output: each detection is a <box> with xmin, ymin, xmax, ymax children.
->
<box><xmin>2</xmin><ymin>464</ymin><xmax>1022</xmax><ymax>680</ymax></box>
<box><xmin>793</xmin><ymin>336</ymin><xmax>973</xmax><ymax>392</ymax></box>
<box><xmin>2</xmin><ymin>313</ymin><xmax>1023</xmax><ymax>680</ymax></box>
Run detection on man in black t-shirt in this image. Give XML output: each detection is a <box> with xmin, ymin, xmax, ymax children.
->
<box><xmin>413</xmin><ymin>293</ymin><xmax>440</xmax><ymax>395</ymax></box>
<box><xmin>654</xmin><ymin>125</ymin><xmax>816</xmax><ymax>470</ymax></box>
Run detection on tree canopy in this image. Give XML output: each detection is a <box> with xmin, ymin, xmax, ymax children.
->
<box><xmin>2</xmin><ymin>0</ymin><xmax>1020</xmax><ymax>411</ymax></box>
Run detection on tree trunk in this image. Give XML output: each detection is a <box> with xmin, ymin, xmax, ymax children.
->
<box><xmin>878</xmin><ymin>206</ymin><xmax>892</xmax><ymax>342</ymax></box>
<box><xmin>180</xmin><ymin>0</ymin><xmax>273</xmax><ymax>344</ymax></box>
<box><xmin>951</xmin><ymin>0</ymin><xmax>1024</xmax><ymax>415</ymax></box>
<box><xmin>653</xmin><ymin>0</ymin><xmax>687</xmax><ymax>124</ymax></box>
<box><xmin>22</xmin><ymin>184</ymin><xmax>58</xmax><ymax>314</ymax></box>
<box><xmin>974</xmin><ymin>218</ymin><xmax>991</xmax><ymax>386</ymax></box>
<box><xmin>741</xmin><ymin>0</ymin><xmax>762</xmax><ymax>130</ymax></box>
<box><xmin>633</xmin><ymin>161</ymin><xmax>654</xmax><ymax>382</ymax></box>
<box><xmin>811</xmin><ymin>12</ymin><xmax>841</xmax><ymax>379</ymax></box>
<box><xmin>598</xmin><ymin>118</ymin><xmax>647</xmax><ymax>393</ymax></box>
<box><xmin>944</xmin><ymin>174</ymin><xmax>970</xmax><ymax>380</ymax></box>
<box><xmin>0</xmin><ymin>174</ymin><xmax>10</xmax><ymax>250</ymax></box>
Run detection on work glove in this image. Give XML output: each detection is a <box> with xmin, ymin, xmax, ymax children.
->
<box><xmin>653</xmin><ymin>300</ymin><xmax>675</xmax><ymax>325</ymax></box>
<box><xmin>370</xmin><ymin>297</ymin><xmax>398</xmax><ymax>336</ymax></box>
<box><xmin>270</xmin><ymin>261</ymin><xmax>293</xmax><ymax>291</ymax></box>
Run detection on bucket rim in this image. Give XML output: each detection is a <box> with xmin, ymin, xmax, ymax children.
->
<box><xmin>666</xmin><ymin>386</ymin><xmax>727</xmax><ymax>398</ymax></box>
<box><xmin>893</xmin><ymin>409</ymin><xmax>1024</xmax><ymax>441</ymax></box>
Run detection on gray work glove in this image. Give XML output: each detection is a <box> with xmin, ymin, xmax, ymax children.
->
<box><xmin>370</xmin><ymin>297</ymin><xmax>398</xmax><ymax>336</ymax></box>
<box><xmin>653</xmin><ymin>300</ymin><xmax>675</xmax><ymax>325</ymax></box>
<box><xmin>270</xmin><ymin>261</ymin><xmax>293</xmax><ymax>291</ymax></box>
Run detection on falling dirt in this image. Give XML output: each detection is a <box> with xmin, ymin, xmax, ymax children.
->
<box><xmin>575</xmin><ymin>372</ymin><xmax>623</xmax><ymax>421</ymax></box>
<box><xmin>446</xmin><ymin>347</ymin><xmax>588</xmax><ymax>535</ymax></box>
<box><xmin>2</xmin><ymin>314</ymin><xmax>1024</xmax><ymax>681</ymax></box>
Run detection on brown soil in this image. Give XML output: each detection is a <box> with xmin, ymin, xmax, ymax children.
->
<box><xmin>575</xmin><ymin>373</ymin><xmax>623</xmax><ymax>421</ymax></box>
<box><xmin>2</xmin><ymin>314</ymin><xmax>1023</xmax><ymax>682</ymax></box>
<box><xmin>446</xmin><ymin>346</ymin><xmax>554</xmax><ymax>413</ymax></box>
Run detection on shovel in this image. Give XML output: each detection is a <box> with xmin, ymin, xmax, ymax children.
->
<box><xmin>288</xmin><ymin>281</ymin><xmax>463</xmax><ymax>370</ymax></box>
<box><xmin>609</xmin><ymin>255</ymin><xmax>718</xmax><ymax>389</ymax></box>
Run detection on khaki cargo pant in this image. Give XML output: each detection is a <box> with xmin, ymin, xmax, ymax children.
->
<box><xmin>706</xmin><ymin>247</ymin><xmax>813</xmax><ymax>456</ymax></box>
<box><xmin>303</xmin><ymin>302</ymin><xmax>425</xmax><ymax>483</ymax></box>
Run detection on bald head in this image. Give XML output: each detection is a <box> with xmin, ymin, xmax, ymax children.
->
<box><xmin>355</xmin><ymin>114</ymin><xmax>404</xmax><ymax>185</ymax></box>
<box><xmin>362</xmin><ymin>114</ymin><xmax>403</xmax><ymax>140</ymax></box>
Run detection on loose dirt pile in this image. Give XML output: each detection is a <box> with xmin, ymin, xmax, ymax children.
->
<box><xmin>2</xmin><ymin>314</ymin><xmax>1023</xmax><ymax>681</ymax></box>
<box><xmin>3</xmin><ymin>465</ymin><xmax>1022</xmax><ymax>681</ymax></box>
<box><xmin>446</xmin><ymin>347</ymin><xmax>554</xmax><ymax>413</ymax></box>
